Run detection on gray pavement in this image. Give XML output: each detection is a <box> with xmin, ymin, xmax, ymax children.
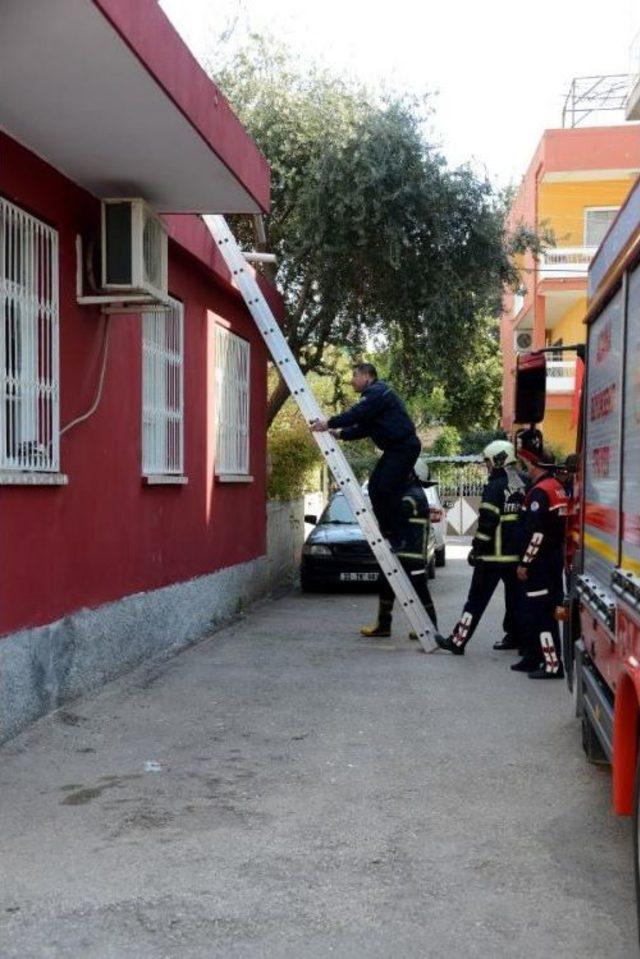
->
<box><xmin>0</xmin><ymin>544</ymin><xmax>636</xmax><ymax>958</ymax></box>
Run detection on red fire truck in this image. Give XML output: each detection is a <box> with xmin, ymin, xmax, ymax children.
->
<box><xmin>515</xmin><ymin>176</ymin><xmax>640</xmax><ymax>924</ymax></box>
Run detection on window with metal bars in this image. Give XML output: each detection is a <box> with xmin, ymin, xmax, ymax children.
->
<box><xmin>584</xmin><ymin>208</ymin><xmax>619</xmax><ymax>248</ymax></box>
<box><xmin>215</xmin><ymin>326</ymin><xmax>250</xmax><ymax>476</ymax></box>
<box><xmin>142</xmin><ymin>298</ymin><xmax>184</xmax><ymax>476</ymax></box>
<box><xmin>0</xmin><ymin>198</ymin><xmax>60</xmax><ymax>473</ymax></box>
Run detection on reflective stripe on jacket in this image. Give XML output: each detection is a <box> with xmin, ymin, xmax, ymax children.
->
<box><xmin>473</xmin><ymin>466</ymin><xmax>525</xmax><ymax>563</ymax></box>
<box><xmin>396</xmin><ymin>481</ymin><xmax>430</xmax><ymax>568</ymax></box>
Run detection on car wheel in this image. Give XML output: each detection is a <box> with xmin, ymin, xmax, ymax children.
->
<box><xmin>428</xmin><ymin>557</ymin><xmax>436</xmax><ymax>580</ymax></box>
<box><xmin>435</xmin><ymin>546</ymin><xmax>446</xmax><ymax>568</ymax></box>
<box><xmin>300</xmin><ymin>576</ymin><xmax>321</xmax><ymax>593</ymax></box>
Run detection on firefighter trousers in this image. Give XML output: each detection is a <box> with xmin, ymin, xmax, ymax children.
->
<box><xmin>379</xmin><ymin>564</ymin><xmax>438</xmax><ymax>629</ymax></box>
<box><xmin>517</xmin><ymin>566</ymin><xmax>564</xmax><ymax>673</ymax></box>
<box><xmin>451</xmin><ymin>562</ymin><xmax>518</xmax><ymax>649</ymax></box>
<box><xmin>368</xmin><ymin>437</ymin><xmax>421</xmax><ymax>546</ymax></box>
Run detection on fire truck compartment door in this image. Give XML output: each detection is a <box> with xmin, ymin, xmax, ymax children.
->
<box><xmin>621</xmin><ymin>263</ymin><xmax>640</xmax><ymax>579</ymax></box>
<box><xmin>584</xmin><ymin>290</ymin><xmax>623</xmax><ymax>589</ymax></box>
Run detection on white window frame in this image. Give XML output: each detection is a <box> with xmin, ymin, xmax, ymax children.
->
<box><xmin>142</xmin><ymin>296</ymin><xmax>185</xmax><ymax>482</ymax></box>
<box><xmin>0</xmin><ymin>197</ymin><xmax>61</xmax><ymax>479</ymax></box>
<box><xmin>513</xmin><ymin>290</ymin><xmax>525</xmax><ymax>317</ymax></box>
<box><xmin>583</xmin><ymin>206</ymin><xmax>619</xmax><ymax>249</ymax></box>
<box><xmin>215</xmin><ymin>324</ymin><xmax>251</xmax><ymax>480</ymax></box>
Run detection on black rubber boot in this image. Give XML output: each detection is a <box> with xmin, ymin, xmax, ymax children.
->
<box><xmin>493</xmin><ymin>635</ymin><xmax>519</xmax><ymax>651</ymax></box>
<box><xmin>434</xmin><ymin>633</ymin><xmax>465</xmax><ymax>656</ymax></box>
<box><xmin>511</xmin><ymin>658</ymin><xmax>540</xmax><ymax>673</ymax></box>
<box><xmin>528</xmin><ymin>664</ymin><xmax>565</xmax><ymax>680</ymax></box>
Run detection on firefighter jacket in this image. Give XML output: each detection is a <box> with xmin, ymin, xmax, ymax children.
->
<box><xmin>519</xmin><ymin>473</ymin><xmax>569</xmax><ymax>573</ymax></box>
<box><xmin>472</xmin><ymin>466</ymin><xmax>525</xmax><ymax>564</ymax></box>
<box><xmin>328</xmin><ymin>381</ymin><xmax>417</xmax><ymax>450</ymax></box>
<box><xmin>395</xmin><ymin>479</ymin><xmax>430</xmax><ymax>571</ymax></box>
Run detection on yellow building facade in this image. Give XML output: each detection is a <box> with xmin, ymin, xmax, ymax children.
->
<box><xmin>501</xmin><ymin>127</ymin><xmax>640</xmax><ymax>456</ymax></box>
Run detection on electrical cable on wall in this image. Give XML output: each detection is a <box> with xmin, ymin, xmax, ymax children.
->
<box><xmin>60</xmin><ymin>318</ymin><xmax>111</xmax><ymax>436</ymax></box>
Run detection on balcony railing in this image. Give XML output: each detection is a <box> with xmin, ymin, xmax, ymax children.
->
<box><xmin>547</xmin><ymin>359</ymin><xmax>576</xmax><ymax>394</ymax></box>
<box><xmin>539</xmin><ymin>247</ymin><xmax>596</xmax><ymax>281</ymax></box>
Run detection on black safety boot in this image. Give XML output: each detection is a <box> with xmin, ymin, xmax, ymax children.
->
<box><xmin>493</xmin><ymin>635</ymin><xmax>519</xmax><ymax>651</ymax></box>
<box><xmin>528</xmin><ymin>664</ymin><xmax>565</xmax><ymax>680</ymax></box>
<box><xmin>511</xmin><ymin>658</ymin><xmax>540</xmax><ymax>673</ymax></box>
<box><xmin>434</xmin><ymin>633</ymin><xmax>465</xmax><ymax>656</ymax></box>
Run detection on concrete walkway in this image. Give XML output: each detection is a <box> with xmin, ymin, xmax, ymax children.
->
<box><xmin>0</xmin><ymin>545</ymin><xmax>636</xmax><ymax>958</ymax></box>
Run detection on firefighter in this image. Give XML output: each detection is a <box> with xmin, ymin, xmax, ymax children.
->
<box><xmin>311</xmin><ymin>363</ymin><xmax>420</xmax><ymax>551</ymax></box>
<box><xmin>360</xmin><ymin>459</ymin><xmax>438</xmax><ymax>638</ymax></box>
<box><xmin>434</xmin><ymin>440</ymin><xmax>525</xmax><ymax>655</ymax></box>
<box><xmin>511</xmin><ymin>447</ymin><xmax>569</xmax><ymax>679</ymax></box>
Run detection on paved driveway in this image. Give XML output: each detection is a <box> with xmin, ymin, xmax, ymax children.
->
<box><xmin>0</xmin><ymin>544</ymin><xmax>636</xmax><ymax>957</ymax></box>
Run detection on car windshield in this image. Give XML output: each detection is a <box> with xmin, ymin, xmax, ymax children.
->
<box><xmin>320</xmin><ymin>495</ymin><xmax>355</xmax><ymax>525</ymax></box>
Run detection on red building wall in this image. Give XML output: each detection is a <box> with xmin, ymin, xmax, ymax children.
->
<box><xmin>0</xmin><ymin>133</ymin><xmax>268</xmax><ymax>636</ymax></box>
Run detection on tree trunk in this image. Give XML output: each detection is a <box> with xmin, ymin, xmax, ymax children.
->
<box><xmin>267</xmin><ymin>374</ymin><xmax>291</xmax><ymax>428</ymax></box>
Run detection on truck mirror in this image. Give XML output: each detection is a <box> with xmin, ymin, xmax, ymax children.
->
<box><xmin>304</xmin><ymin>514</ymin><xmax>318</xmax><ymax>525</ymax></box>
<box><xmin>515</xmin><ymin>352</ymin><xmax>546</xmax><ymax>425</ymax></box>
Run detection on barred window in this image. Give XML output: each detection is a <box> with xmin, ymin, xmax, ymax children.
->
<box><xmin>215</xmin><ymin>326</ymin><xmax>250</xmax><ymax>476</ymax></box>
<box><xmin>0</xmin><ymin>198</ymin><xmax>60</xmax><ymax>473</ymax></box>
<box><xmin>142</xmin><ymin>298</ymin><xmax>184</xmax><ymax>476</ymax></box>
<box><xmin>584</xmin><ymin>208</ymin><xmax>619</xmax><ymax>248</ymax></box>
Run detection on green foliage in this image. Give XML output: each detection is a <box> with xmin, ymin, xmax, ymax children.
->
<box><xmin>214</xmin><ymin>38</ymin><xmax>537</xmax><ymax>426</ymax></box>
<box><xmin>342</xmin><ymin>439</ymin><xmax>380</xmax><ymax>483</ymax></box>
<box><xmin>429</xmin><ymin>426</ymin><xmax>461</xmax><ymax>457</ymax></box>
<box><xmin>459</xmin><ymin>427</ymin><xmax>507</xmax><ymax>456</ymax></box>
<box><xmin>509</xmin><ymin>219</ymin><xmax>556</xmax><ymax>258</ymax></box>
<box><xmin>267</xmin><ymin>355</ymin><xmax>369</xmax><ymax>499</ymax></box>
<box><xmin>267</xmin><ymin>406</ymin><xmax>320</xmax><ymax>501</ymax></box>
<box><xmin>387</xmin><ymin>312</ymin><xmax>503</xmax><ymax>433</ymax></box>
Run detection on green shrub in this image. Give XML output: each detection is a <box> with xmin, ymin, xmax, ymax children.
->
<box><xmin>429</xmin><ymin>426</ymin><xmax>461</xmax><ymax>457</ymax></box>
<box><xmin>267</xmin><ymin>414</ymin><xmax>321</xmax><ymax>501</ymax></box>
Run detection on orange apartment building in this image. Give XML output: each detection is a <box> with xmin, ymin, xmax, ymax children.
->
<box><xmin>501</xmin><ymin>125</ymin><xmax>640</xmax><ymax>455</ymax></box>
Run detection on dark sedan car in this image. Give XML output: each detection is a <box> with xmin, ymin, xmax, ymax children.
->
<box><xmin>300</xmin><ymin>491</ymin><xmax>436</xmax><ymax>591</ymax></box>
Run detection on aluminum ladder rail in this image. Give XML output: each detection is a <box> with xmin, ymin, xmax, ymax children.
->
<box><xmin>204</xmin><ymin>215</ymin><xmax>436</xmax><ymax>653</ymax></box>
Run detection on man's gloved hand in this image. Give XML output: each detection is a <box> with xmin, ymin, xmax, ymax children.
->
<box><xmin>467</xmin><ymin>551</ymin><xmax>477</xmax><ymax>567</ymax></box>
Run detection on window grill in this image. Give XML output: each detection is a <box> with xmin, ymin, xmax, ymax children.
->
<box><xmin>215</xmin><ymin>326</ymin><xmax>250</xmax><ymax>475</ymax></box>
<box><xmin>0</xmin><ymin>198</ymin><xmax>60</xmax><ymax>473</ymax></box>
<box><xmin>142</xmin><ymin>297</ymin><xmax>184</xmax><ymax>476</ymax></box>
<box><xmin>584</xmin><ymin>208</ymin><xmax>619</xmax><ymax>249</ymax></box>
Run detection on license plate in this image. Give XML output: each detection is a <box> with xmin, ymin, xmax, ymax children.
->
<box><xmin>340</xmin><ymin>572</ymin><xmax>378</xmax><ymax>582</ymax></box>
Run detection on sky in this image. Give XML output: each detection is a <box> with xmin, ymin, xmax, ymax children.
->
<box><xmin>161</xmin><ymin>0</ymin><xmax>640</xmax><ymax>188</ymax></box>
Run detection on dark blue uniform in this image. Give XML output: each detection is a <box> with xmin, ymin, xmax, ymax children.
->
<box><xmin>377</xmin><ymin>478</ymin><xmax>438</xmax><ymax>629</ymax></box>
<box><xmin>450</xmin><ymin>466</ymin><xmax>525</xmax><ymax>650</ymax></box>
<box><xmin>515</xmin><ymin>474</ymin><xmax>569</xmax><ymax>675</ymax></box>
<box><xmin>328</xmin><ymin>380</ymin><xmax>420</xmax><ymax>548</ymax></box>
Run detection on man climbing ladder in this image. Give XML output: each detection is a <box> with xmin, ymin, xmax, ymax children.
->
<box><xmin>311</xmin><ymin>362</ymin><xmax>421</xmax><ymax>552</ymax></box>
<box><xmin>204</xmin><ymin>214</ymin><xmax>436</xmax><ymax>651</ymax></box>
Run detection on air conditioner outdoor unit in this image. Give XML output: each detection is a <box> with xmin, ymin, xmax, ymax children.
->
<box><xmin>514</xmin><ymin>330</ymin><xmax>533</xmax><ymax>352</ymax></box>
<box><xmin>101</xmin><ymin>199</ymin><xmax>168</xmax><ymax>302</ymax></box>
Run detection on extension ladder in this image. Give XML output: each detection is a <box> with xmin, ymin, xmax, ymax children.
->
<box><xmin>204</xmin><ymin>215</ymin><xmax>436</xmax><ymax>652</ymax></box>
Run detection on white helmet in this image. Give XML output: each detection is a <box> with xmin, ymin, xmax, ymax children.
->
<box><xmin>414</xmin><ymin>458</ymin><xmax>431</xmax><ymax>484</ymax></box>
<box><xmin>483</xmin><ymin>440</ymin><xmax>516</xmax><ymax>468</ymax></box>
